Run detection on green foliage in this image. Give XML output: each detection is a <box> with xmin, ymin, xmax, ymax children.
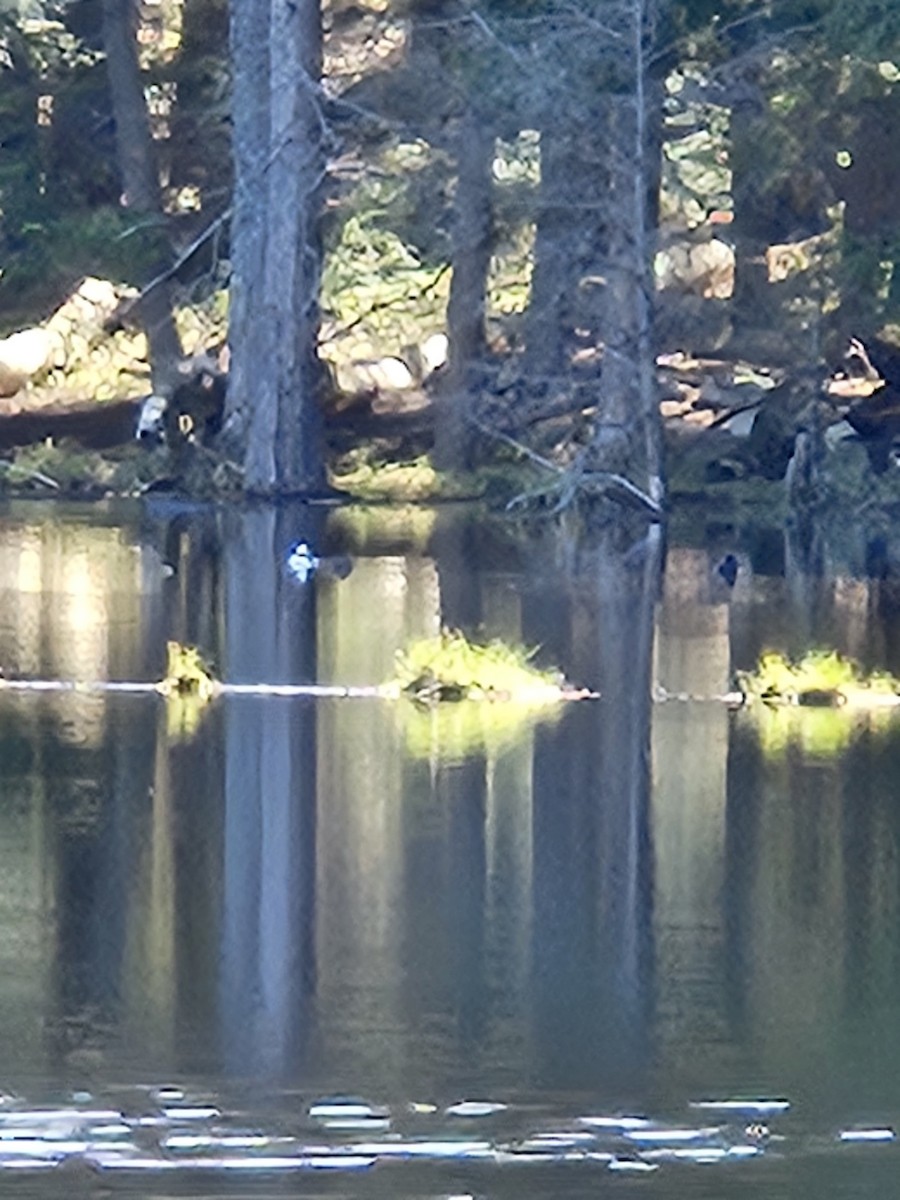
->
<box><xmin>320</xmin><ymin>137</ymin><xmax>458</xmax><ymax>358</ymax></box>
<box><xmin>322</xmin><ymin>210</ymin><xmax>449</xmax><ymax>360</ymax></box>
<box><xmin>162</xmin><ymin>641</ymin><xmax>217</xmax><ymax>699</ymax></box>
<box><xmin>161</xmin><ymin>641</ymin><xmax>217</xmax><ymax>740</ymax></box>
<box><xmin>737</xmin><ymin>650</ymin><xmax>900</xmax><ymax>705</ymax></box>
<box><xmin>737</xmin><ymin>649</ymin><xmax>900</xmax><ymax>759</ymax></box>
<box><xmin>2</xmin><ymin>441</ymin><xmax>171</xmax><ymax>497</ymax></box>
<box><xmin>393</xmin><ymin>629</ymin><xmax>564</xmax><ymax>701</ymax></box>
<box><xmin>0</xmin><ymin>0</ymin><xmax>228</xmax><ymax>326</ymax></box>
<box><xmin>391</xmin><ymin>628</ymin><xmax>568</xmax><ymax>762</ymax></box>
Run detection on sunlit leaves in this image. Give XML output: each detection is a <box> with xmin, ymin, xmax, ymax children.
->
<box><xmin>393</xmin><ymin>628</ymin><xmax>566</xmax><ymax>701</ymax></box>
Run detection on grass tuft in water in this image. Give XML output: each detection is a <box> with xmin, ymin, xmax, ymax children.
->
<box><xmin>737</xmin><ymin>650</ymin><xmax>900</xmax><ymax>758</ymax></box>
<box><xmin>737</xmin><ymin>650</ymin><xmax>900</xmax><ymax>707</ymax></box>
<box><xmin>162</xmin><ymin>642</ymin><xmax>218</xmax><ymax>700</ymax></box>
<box><xmin>160</xmin><ymin>642</ymin><xmax>218</xmax><ymax>740</ymax></box>
<box><xmin>390</xmin><ymin>630</ymin><xmax>577</xmax><ymax>761</ymax></box>
<box><xmin>392</xmin><ymin>629</ymin><xmax>565</xmax><ymax>704</ymax></box>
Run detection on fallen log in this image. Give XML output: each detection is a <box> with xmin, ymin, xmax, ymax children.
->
<box><xmin>0</xmin><ymin>398</ymin><xmax>141</xmax><ymax>452</ymax></box>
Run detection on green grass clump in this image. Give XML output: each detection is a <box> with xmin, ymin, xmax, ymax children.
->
<box><xmin>737</xmin><ymin>649</ymin><xmax>900</xmax><ymax>760</ymax></box>
<box><xmin>737</xmin><ymin>650</ymin><xmax>900</xmax><ymax>707</ymax></box>
<box><xmin>391</xmin><ymin>630</ymin><xmax>573</xmax><ymax>761</ymax></box>
<box><xmin>393</xmin><ymin>629</ymin><xmax>564</xmax><ymax>703</ymax></box>
<box><xmin>160</xmin><ymin>642</ymin><xmax>218</xmax><ymax>740</ymax></box>
<box><xmin>329</xmin><ymin>451</ymin><xmax>536</xmax><ymax>504</ymax></box>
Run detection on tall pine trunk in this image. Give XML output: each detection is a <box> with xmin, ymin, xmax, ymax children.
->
<box><xmin>226</xmin><ymin>0</ymin><xmax>327</xmax><ymax>494</ymax></box>
<box><xmin>587</xmin><ymin>0</ymin><xmax>663</xmax><ymax>505</ymax></box>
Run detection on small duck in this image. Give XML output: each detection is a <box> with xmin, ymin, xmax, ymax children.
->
<box><xmin>286</xmin><ymin>541</ymin><xmax>320</xmax><ymax>583</ymax></box>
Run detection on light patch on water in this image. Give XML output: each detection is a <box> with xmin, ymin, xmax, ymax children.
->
<box><xmin>160</xmin><ymin>1106</ymin><xmax>220</xmax><ymax>1121</ymax></box>
<box><xmin>309</xmin><ymin>1098</ymin><xmax>387</xmax><ymax>1119</ymax></box>
<box><xmin>446</xmin><ymin>1101</ymin><xmax>508</xmax><ymax>1118</ymax></box>
<box><xmin>690</xmin><ymin>1098</ymin><xmax>791</xmax><ymax>1115</ymax></box>
<box><xmin>0</xmin><ymin>1087</ymin><xmax>886</xmax><ymax>1181</ymax></box>
<box><xmin>838</xmin><ymin>1128</ymin><xmax>895</xmax><ymax>1142</ymax></box>
<box><xmin>578</xmin><ymin>1115</ymin><xmax>650</xmax><ymax>1130</ymax></box>
<box><xmin>317</xmin><ymin>1115</ymin><xmax>391</xmax><ymax>1131</ymax></box>
<box><xmin>608</xmin><ymin>1158</ymin><xmax>659</xmax><ymax>1172</ymax></box>
<box><xmin>346</xmin><ymin>1139</ymin><xmax>493</xmax><ymax>1159</ymax></box>
<box><xmin>625</xmin><ymin>1125</ymin><xmax>723</xmax><ymax>1143</ymax></box>
<box><xmin>163</xmin><ymin>1132</ymin><xmax>283</xmax><ymax>1151</ymax></box>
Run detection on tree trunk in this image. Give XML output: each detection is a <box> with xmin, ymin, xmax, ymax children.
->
<box><xmin>526</xmin><ymin>125</ymin><xmax>579</xmax><ymax>380</ymax></box>
<box><xmin>225</xmin><ymin>0</ymin><xmax>327</xmax><ymax>495</ymax></box>
<box><xmin>586</xmin><ymin>1</ymin><xmax>663</xmax><ymax>505</ymax></box>
<box><xmin>433</xmin><ymin>107</ymin><xmax>494</xmax><ymax>470</ymax></box>
<box><xmin>101</xmin><ymin>0</ymin><xmax>182</xmax><ymax>389</ymax></box>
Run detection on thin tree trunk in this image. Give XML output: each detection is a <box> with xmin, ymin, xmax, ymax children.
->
<box><xmin>433</xmin><ymin>107</ymin><xmax>494</xmax><ymax>470</ymax></box>
<box><xmin>102</xmin><ymin>0</ymin><xmax>182</xmax><ymax>389</ymax></box>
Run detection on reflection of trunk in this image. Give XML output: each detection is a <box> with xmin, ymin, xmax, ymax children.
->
<box><xmin>226</xmin><ymin>0</ymin><xmax>327</xmax><ymax>494</ymax></box>
<box><xmin>220</xmin><ymin>509</ymin><xmax>318</xmax><ymax>1077</ymax></box>
<box><xmin>651</xmin><ymin>546</ymin><xmax>732</xmax><ymax>1065</ymax></box>
<box><xmin>531</xmin><ymin>524</ymin><xmax>660</xmax><ymax>1091</ymax></box>
<box><xmin>433</xmin><ymin>108</ymin><xmax>494</xmax><ymax>470</ymax></box>
<box><xmin>431</xmin><ymin>512</ymin><xmax>482</xmax><ymax>631</ymax></box>
<box><xmin>101</xmin><ymin>0</ymin><xmax>182</xmax><ymax>388</ymax></box>
<box><xmin>588</xmin><ymin>524</ymin><xmax>659</xmax><ymax>1018</ymax></box>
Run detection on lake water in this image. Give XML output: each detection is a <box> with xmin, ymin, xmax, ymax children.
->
<box><xmin>0</xmin><ymin>499</ymin><xmax>898</xmax><ymax>1197</ymax></box>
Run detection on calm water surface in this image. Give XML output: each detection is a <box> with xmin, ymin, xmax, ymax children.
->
<box><xmin>0</xmin><ymin>500</ymin><xmax>898</xmax><ymax>1198</ymax></box>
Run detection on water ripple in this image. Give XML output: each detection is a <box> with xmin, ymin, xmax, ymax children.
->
<box><xmin>0</xmin><ymin>1089</ymin><xmax>888</xmax><ymax>1177</ymax></box>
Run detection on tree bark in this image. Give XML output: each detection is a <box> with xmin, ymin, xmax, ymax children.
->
<box><xmin>225</xmin><ymin>0</ymin><xmax>327</xmax><ymax>494</ymax></box>
<box><xmin>433</xmin><ymin>107</ymin><xmax>495</xmax><ymax>470</ymax></box>
<box><xmin>526</xmin><ymin>125</ymin><xmax>579</xmax><ymax>380</ymax></box>
<box><xmin>101</xmin><ymin>0</ymin><xmax>182</xmax><ymax>389</ymax></box>
<box><xmin>586</xmin><ymin>0</ymin><xmax>663</xmax><ymax>504</ymax></box>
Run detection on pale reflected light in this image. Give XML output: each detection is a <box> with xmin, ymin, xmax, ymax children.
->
<box><xmin>0</xmin><ymin>523</ymin><xmax>145</xmax><ymax>746</ymax></box>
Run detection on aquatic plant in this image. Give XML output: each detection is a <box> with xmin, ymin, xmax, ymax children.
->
<box><xmin>161</xmin><ymin>642</ymin><xmax>218</xmax><ymax>700</ymax></box>
<box><xmin>736</xmin><ymin>649</ymin><xmax>900</xmax><ymax>759</ymax></box>
<box><xmin>736</xmin><ymin>650</ymin><xmax>900</xmax><ymax>708</ymax></box>
<box><xmin>390</xmin><ymin>630</ymin><xmax>577</xmax><ymax>761</ymax></box>
<box><xmin>393</xmin><ymin>629</ymin><xmax>565</xmax><ymax>704</ymax></box>
<box><xmin>160</xmin><ymin>641</ymin><xmax>217</xmax><ymax>740</ymax></box>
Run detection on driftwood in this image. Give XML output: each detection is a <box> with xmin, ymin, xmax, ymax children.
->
<box><xmin>0</xmin><ymin>398</ymin><xmax>142</xmax><ymax>452</ymax></box>
<box><xmin>0</xmin><ymin>389</ymin><xmax>437</xmax><ymax>455</ymax></box>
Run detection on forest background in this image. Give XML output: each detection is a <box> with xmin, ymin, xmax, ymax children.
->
<box><xmin>0</xmin><ymin>0</ymin><xmax>899</xmax><ymax>506</ymax></box>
